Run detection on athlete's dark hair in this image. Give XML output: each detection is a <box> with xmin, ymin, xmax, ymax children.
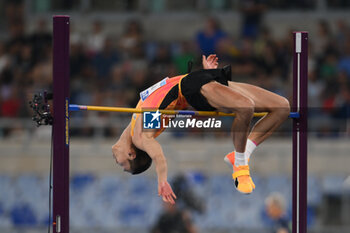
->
<box><xmin>129</xmin><ymin>144</ymin><xmax>152</xmax><ymax>175</ymax></box>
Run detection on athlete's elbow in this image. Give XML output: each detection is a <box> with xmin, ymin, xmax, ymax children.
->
<box><xmin>153</xmin><ymin>154</ymin><xmax>167</xmax><ymax>164</ymax></box>
<box><xmin>112</xmin><ymin>143</ymin><xmax>118</xmax><ymax>152</ymax></box>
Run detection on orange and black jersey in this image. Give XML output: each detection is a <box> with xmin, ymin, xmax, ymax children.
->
<box><xmin>130</xmin><ymin>66</ymin><xmax>232</xmax><ymax>137</ymax></box>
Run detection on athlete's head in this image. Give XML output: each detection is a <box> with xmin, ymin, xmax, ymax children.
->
<box><xmin>112</xmin><ymin>143</ymin><xmax>152</xmax><ymax>175</ymax></box>
<box><xmin>129</xmin><ymin>144</ymin><xmax>152</xmax><ymax>174</ymax></box>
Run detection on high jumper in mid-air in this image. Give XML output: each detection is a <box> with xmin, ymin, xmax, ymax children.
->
<box><xmin>112</xmin><ymin>54</ymin><xmax>290</xmax><ymax>204</ymax></box>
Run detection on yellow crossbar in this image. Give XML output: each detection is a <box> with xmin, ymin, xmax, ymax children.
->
<box><xmin>69</xmin><ymin>104</ymin><xmax>268</xmax><ymax>117</ymax></box>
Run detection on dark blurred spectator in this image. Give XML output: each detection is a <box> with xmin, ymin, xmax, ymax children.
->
<box><xmin>263</xmin><ymin>192</ymin><xmax>290</xmax><ymax>233</ymax></box>
<box><xmin>320</xmin><ymin>79</ymin><xmax>350</xmax><ymax>133</ymax></box>
<box><xmin>195</xmin><ymin>17</ymin><xmax>227</xmax><ymax>56</ymax></box>
<box><xmin>109</xmin><ymin>65</ymin><xmax>130</xmax><ymax>92</ymax></box>
<box><xmin>0</xmin><ymin>68</ymin><xmax>20</xmax><ymax>117</ymax></box>
<box><xmin>92</xmin><ymin>37</ymin><xmax>119</xmax><ymax>85</ymax></box>
<box><xmin>1</xmin><ymin>68</ymin><xmax>14</xmax><ymax>102</ymax></box>
<box><xmin>15</xmin><ymin>42</ymin><xmax>34</xmax><ymax>77</ymax></box>
<box><xmin>313</xmin><ymin>20</ymin><xmax>333</xmax><ymax>57</ymax></box>
<box><xmin>215</xmin><ymin>36</ymin><xmax>240</xmax><ymax>63</ymax></box>
<box><xmin>6</xmin><ymin>19</ymin><xmax>26</xmax><ymax>59</ymax></box>
<box><xmin>129</xmin><ymin>68</ymin><xmax>151</xmax><ymax>107</ymax></box>
<box><xmin>335</xmin><ymin>19</ymin><xmax>349</xmax><ymax>51</ymax></box>
<box><xmin>0</xmin><ymin>42</ymin><xmax>10</xmax><ymax>74</ymax></box>
<box><xmin>70</xmin><ymin>64</ymin><xmax>97</xmax><ymax>108</ymax></box>
<box><xmin>337</xmin><ymin>40</ymin><xmax>350</xmax><ymax>78</ymax></box>
<box><xmin>4</xmin><ymin>0</ymin><xmax>24</xmax><ymax>24</ymax></box>
<box><xmin>151</xmin><ymin>202</ymin><xmax>197</xmax><ymax>233</ymax></box>
<box><xmin>254</xmin><ymin>27</ymin><xmax>274</xmax><ymax>57</ymax></box>
<box><xmin>321</xmin><ymin>80</ymin><xmax>339</xmax><ymax>117</ymax></box>
<box><xmin>319</xmin><ymin>53</ymin><xmax>338</xmax><ymax>82</ymax></box>
<box><xmin>240</xmin><ymin>0</ymin><xmax>266</xmax><ymax>39</ymax></box>
<box><xmin>119</xmin><ymin>19</ymin><xmax>144</xmax><ymax>60</ymax></box>
<box><xmin>335</xmin><ymin>84</ymin><xmax>350</xmax><ymax>120</ymax></box>
<box><xmin>1</xmin><ymin>89</ymin><xmax>21</xmax><ymax>117</ymax></box>
<box><xmin>149</xmin><ymin>43</ymin><xmax>174</xmax><ymax>79</ymax></box>
<box><xmin>173</xmin><ymin>41</ymin><xmax>196</xmax><ymax>74</ymax></box>
<box><xmin>232</xmin><ymin>38</ymin><xmax>257</xmax><ymax>78</ymax></box>
<box><xmin>70</xmin><ymin>42</ymin><xmax>90</xmax><ymax>78</ymax></box>
<box><xmin>172</xmin><ymin>174</ymin><xmax>205</xmax><ymax>213</ymax></box>
<box><xmin>150</xmin><ymin>174</ymin><xmax>204</xmax><ymax>233</ymax></box>
<box><xmin>333</xmin><ymin>73</ymin><xmax>350</xmax><ymax>117</ymax></box>
<box><xmin>70</xmin><ymin>41</ymin><xmax>96</xmax><ymax>106</ymax></box>
<box><xmin>29</xmin><ymin>18</ymin><xmax>52</xmax><ymax>64</ymax></box>
<box><xmin>30</xmin><ymin>58</ymin><xmax>51</xmax><ymax>89</ymax></box>
<box><xmin>86</xmin><ymin>20</ymin><xmax>106</xmax><ymax>55</ymax></box>
<box><xmin>256</xmin><ymin>41</ymin><xmax>278</xmax><ymax>75</ymax></box>
<box><xmin>308</xmin><ymin>71</ymin><xmax>323</xmax><ymax>108</ymax></box>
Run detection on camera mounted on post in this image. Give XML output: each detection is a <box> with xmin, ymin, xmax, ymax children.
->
<box><xmin>29</xmin><ymin>91</ymin><xmax>53</xmax><ymax>127</ymax></box>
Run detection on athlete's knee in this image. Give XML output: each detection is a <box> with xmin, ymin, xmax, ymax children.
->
<box><xmin>235</xmin><ymin>97</ymin><xmax>255</xmax><ymax>118</ymax></box>
<box><xmin>277</xmin><ymin>97</ymin><xmax>290</xmax><ymax>119</ymax></box>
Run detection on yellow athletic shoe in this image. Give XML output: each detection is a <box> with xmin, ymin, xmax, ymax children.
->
<box><xmin>224</xmin><ymin>151</ymin><xmax>255</xmax><ymax>194</ymax></box>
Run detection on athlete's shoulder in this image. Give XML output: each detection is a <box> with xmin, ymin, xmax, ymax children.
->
<box><xmin>168</xmin><ymin>74</ymin><xmax>187</xmax><ymax>79</ymax></box>
<box><xmin>166</xmin><ymin>74</ymin><xmax>188</xmax><ymax>84</ymax></box>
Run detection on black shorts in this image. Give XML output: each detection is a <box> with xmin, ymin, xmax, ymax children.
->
<box><xmin>180</xmin><ymin>65</ymin><xmax>231</xmax><ymax>111</ymax></box>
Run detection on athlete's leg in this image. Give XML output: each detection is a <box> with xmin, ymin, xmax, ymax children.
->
<box><xmin>200</xmin><ymin>81</ymin><xmax>255</xmax><ymax>152</ymax></box>
<box><xmin>200</xmin><ymin>81</ymin><xmax>289</xmax><ymax>194</ymax></box>
<box><xmin>200</xmin><ymin>81</ymin><xmax>256</xmax><ymax>194</ymax></box>
<box><xmin>228</xmin><ymin>81</ymin><xmax>290</xmax><ymax>145</ymax></box>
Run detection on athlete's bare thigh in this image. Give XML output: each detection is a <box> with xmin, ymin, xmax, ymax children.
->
<box><xmin>200</xmin><ymin>81</ymin><xmax>254</xmax><ymax>112</ymax></box>
<box><xmin>228</xmin><ymin>81</ymin><xmax>289</xmax><ymax>112</ymax></box>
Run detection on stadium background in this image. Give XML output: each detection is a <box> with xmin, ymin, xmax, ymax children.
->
<box><xmin>0</xmin><ymin>0</ymin><xmax>350</xmax><ymax>232</ymax></box>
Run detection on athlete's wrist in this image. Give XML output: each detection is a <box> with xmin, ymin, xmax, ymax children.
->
<box><xmin>158</xmin><ymin>178</ymin><xmax>168</xmax><ymax>184</ymax></box>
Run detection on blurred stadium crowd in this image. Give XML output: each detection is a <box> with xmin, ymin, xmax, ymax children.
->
<box><xmin>0</xmin><ymin>0</ymin><xmax>350</xmax><ymax>137</ymax></box>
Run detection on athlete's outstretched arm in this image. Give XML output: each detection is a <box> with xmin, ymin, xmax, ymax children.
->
<box><xmin>137</xmin><ymin>132</ymin><xmax>176</xmax><ymax>204</ymax></box>
<box><xmin>202</xmin><ymin>54</ymin><xmax>219</xmax><ymax>69</ymax></box>
<box><xmin>131</xmin><ymin>117</ymin><xmax>176</xmax><ymax>204</ymax></box>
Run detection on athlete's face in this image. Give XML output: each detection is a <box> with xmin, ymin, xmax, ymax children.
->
<box><xmin>112</xmin><ymin>144</ymin><xmax>135</xmax><ymax>173</ymax></box>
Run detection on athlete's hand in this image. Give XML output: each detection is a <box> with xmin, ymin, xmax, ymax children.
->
<box><xmin>158</xmin><ymin>181</ymin><xmax>176</xmax><ymax>204</ymax></box>
<box><xmin>202</xmin><ymin>54</ymin><xmax>219</xmax><ymax>69</ymax></box>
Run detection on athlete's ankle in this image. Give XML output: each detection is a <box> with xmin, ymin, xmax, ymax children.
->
<box><xmin>245</xmin><ymin>139</ymin><xmax>257</xmax><ymax>162</ymax></box>
<box><xmin>234</xmin><ymin>151</ymin><xmax>246</xmax><ymax>166</ymax></box>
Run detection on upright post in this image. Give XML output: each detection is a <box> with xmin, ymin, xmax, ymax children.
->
<box><xmin>292</xmin><ymin>32</ymin><xmax>308</xmax><ymax>233</ymax></box>
<box><xmin>52</xmin><ymin>15</ymin><xmax>70</xmax><ymax>233</ymax></box>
